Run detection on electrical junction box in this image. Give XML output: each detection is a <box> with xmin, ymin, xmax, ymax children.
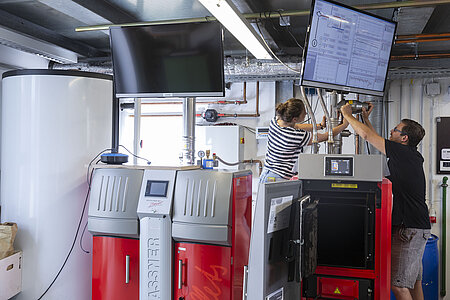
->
<box><xmin>196</xmin><ymin>125</ymin><xmax>244</xmax><ymax>170</ymax></box>
<box><xmin>256</xmin><ymin>127</ymin><xmax>269</xmax><ymax>139</ymax></box>
<box><xmin>426</xmin><ymin>83</ymin><xmax>441</xmax><ymax>96</ymax></box>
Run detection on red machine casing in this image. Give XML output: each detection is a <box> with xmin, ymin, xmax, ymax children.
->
<box><xmin>92</xmin><ymin>236</ymin><xmax>139</xmax><ymax>300</ymax></box>
<box><xmin>303</xmin><ymin>178</ymin><xmax>392</xmax><ymax>300</ymax></box>
<box><xmin>173</xmin><ymin>173</ymin><xmax>252</xmax><ymax>300</ymax></box>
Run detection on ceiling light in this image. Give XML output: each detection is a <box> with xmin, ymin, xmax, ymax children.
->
<box><xmin>198</xmin><ymin>0</ymin><xmax>272</xmax><ymax>60</ymax></box>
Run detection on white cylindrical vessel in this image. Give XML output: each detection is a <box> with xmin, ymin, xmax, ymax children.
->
<box><xmin>1</xmin><ymin>70</ymin><xmax>112</xmax><ymax>300</ymax></box>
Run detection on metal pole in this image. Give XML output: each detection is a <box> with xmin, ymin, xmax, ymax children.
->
<box><xmin>441</xmin><ymin>176</ymin><xmax>448</xmax><ymax>297</ymax></box>
<box><xmin>300</xmin><ymin>86</ymin><xmax>319</xmax><ymax>153</ymax></box>
<box><xmin>133</xmin><ymin>98</ymin><xmax>141</xmax><ymax>165</ymax></box>
<box><xmin>181</xmin><ymin>97</ymin><xmax>196</xmax><ymax>165</ymax></box>
<box><xmin>317</xmin><ymin>89</ymin><xmax>333</xmax><ymax>154</ymax></box>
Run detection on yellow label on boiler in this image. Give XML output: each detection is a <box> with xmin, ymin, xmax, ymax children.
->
<box><xmin>331</xmin><ymin>183</ymin><xmax>358</xmax><ymax>189</ymax></box>
<box><xmin>334</xmin><ymin>287</ymin><xmax>341</xmax><ymax>294</ymax></box>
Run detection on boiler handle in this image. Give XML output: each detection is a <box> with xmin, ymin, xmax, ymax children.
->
<box><xmin>125</xmin><ymin>255</ymin><xmax>130</xmax><ymax>284</ymax></box>
<box><xmin>178</xmin><ymin>259</ymin><xmax>183</xmax><ymax>289</ymax></box>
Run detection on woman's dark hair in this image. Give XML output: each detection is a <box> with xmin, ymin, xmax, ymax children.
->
<box><xmin>401</xmin><ymin>119</ymin><xmax>425</xmax><ymax>147</ymax></box>
<box><xmin>276</xmin><ymin>98</ymin><xmax>305</xmax><ymax>123</ymax></box>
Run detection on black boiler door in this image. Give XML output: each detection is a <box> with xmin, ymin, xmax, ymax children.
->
<box><xmin>302</xmin><ymin>180</ymin><xmax>378</xmax><ymax>270</ymax></box>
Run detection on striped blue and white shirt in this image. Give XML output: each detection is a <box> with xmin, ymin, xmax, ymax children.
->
<box><xmin>264</xmin><ymin>117</ymin><xmax>311</xmax><ymax>179</ymax></box>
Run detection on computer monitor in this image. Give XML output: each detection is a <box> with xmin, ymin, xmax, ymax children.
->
<box><xmin>110</xmin><ymin>22</ymin><xmax>225</xmax><ymax>98</ymax></box>
<box><xmin>301</xmin><ymin>0</ymin><xmax>396</xmax><ymax>96</ymax></box>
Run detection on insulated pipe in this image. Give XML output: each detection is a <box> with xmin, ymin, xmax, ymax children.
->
<box><xmin>332</xmin><ymin>93</ymin><xmax>344</xmax><ymax>154</ymax></box>
<box><xmin>181</xmin><ymin>97</ymin><xmax>196</xmax><ymax>165</ymax></box>
<box><xmin>441</xmin><ymin>176</ymin><xmax>448</xmax><ymax>298</ymax></box>
<box><xmin>317</xmin><ymin>88</ymin><xmax>333</xmax><ymax>154</ymax></box>
<box><xmin>300</xmin><ymin>86</ymin><xmax>319</xmax><ymax>153</ymax></box>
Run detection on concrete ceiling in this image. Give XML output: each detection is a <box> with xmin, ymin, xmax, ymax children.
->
<box><xmin>0</xmin><ymin>0</ymin><xmax>450</xmax><ymax>71</ymax></box>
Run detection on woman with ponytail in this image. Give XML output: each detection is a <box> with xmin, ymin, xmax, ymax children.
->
<box><xmin>259</xmin><ymin>98</ymin><xmax>349</xmax><ymax>183</ymax></box>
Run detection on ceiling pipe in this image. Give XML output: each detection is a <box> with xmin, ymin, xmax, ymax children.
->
<box><xmin>397</xmin><ymin>32</ymin><xmax>450</xmax><ymax>39</ymax></box>
<box><xmin>396</xmin><ymin>37</ymin><xmax>450</xmax><ymax>44</ymax></box>
<box><xmin>139</xmin><ymin>82</ymin><xmax>248</xmax><ymax>105</ymax></box>
<box><xmin>75</xmin><ymin>0</ymin><xmax>450</xmax><ymax>32</ymax></box>
<box><xmin>137</xmin><ymin>81</ymin><xmax>260</xmax><ymax>118</ymax></box>
<box><xmin>391</xmin><ymin>53</ymin><xmax>450</xmax><ymax>60</ymax></box>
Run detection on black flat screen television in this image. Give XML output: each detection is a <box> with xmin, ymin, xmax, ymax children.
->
<box><xmin>301</xmin><ymin>0</ymin><xmax>396</xmax><ymax>96</ymax></box>
<box><xmin>110</xmin><ymin>22</ymin><xmax>225</xmax><ymax>98</ymax></box>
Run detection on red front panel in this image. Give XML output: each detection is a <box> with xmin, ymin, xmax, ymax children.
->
<box><xmin>231</xmin><ymin>174</ymin><xmax>252</xmax><ymax>300</ymax></box>
<box><xmin>318</xmin><ymin>277</ymin><xmax>359</xmax><ymax>300</ymax></box>
<box><xmin>375</xmin><ymin>178</ymin><xmax>392</xmax><ymax>300</ymax></box>
<box><xmin>174</xmin><ymin>242</ymin><xmax>232</xmax><ymax>300</ymax></box>
<box><xmin>92</xmin><ymin>236</ymin><xmax>139</xmax><ymax>300</ymax></box>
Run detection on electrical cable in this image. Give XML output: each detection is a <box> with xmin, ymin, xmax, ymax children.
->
<box><xmin>79</xmin><ymin>222</ymin><xmax>89</xmax><ymax>254</ymax></box>
<box><xmin>37</xmin><ymin>148</ymin><xmax>108</xmax><ymax>300</ymax></box>
<box><xmin>38</xmin><ymin>149</ymin><xmax>111</xmax><ymax>299</ymax></box>
<box><xmin>276</xmin><ymin>11</ymin><xmax>304</xmax><ymax>50</ymax></box>
<box><xmin>255</xmin><ymin>20</ymin><xmax>301</xmax><ymax>74</ymax></box>
<box><xmin>119</xmin><ymin>144</ymin><xmax>152</xmax><ymax>165</ymax></box>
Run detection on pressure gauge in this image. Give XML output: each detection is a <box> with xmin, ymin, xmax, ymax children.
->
<box><xmin>198</xmin><ymin>150</ymin><xmax>205</xmax><ymax>158</ymax></box>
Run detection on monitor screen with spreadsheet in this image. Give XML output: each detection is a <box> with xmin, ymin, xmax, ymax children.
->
<box><xmin>300</xmin><ymin>0</ymin><xmax>396</xmax><ymax>96</ymax></box>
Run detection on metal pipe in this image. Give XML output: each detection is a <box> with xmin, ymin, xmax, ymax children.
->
<box><xmin>112</xmin><ymin>92</ymin><xmax>119</xmax><ymax>153</ymax></box>
<box><xmin>355</xmin><ymin>114</ymin><xmax>361</xmax><ymax>154</ymax></box>
<box><xmin>76</xmin><ymin>0</ymin><xmax>450</xmax><ymax>32</ymax></box>
<box><xmin>256</xmin><ymin>81</ymin><xmax>260</xmax><ymax>116</ymax></box>
<box><xmin>133</xmin><ymin>98</ymin><xmax>141</xmax><ymax>165</ymax></box>
<box><xmin>395</xmin><ymin>37</ymin><xmax>450</xmax><ymax>44</ymax></box>
<box><xmin>441</xmin><ymin>176</ymin><xmax>448</xmax><ymax>297</ymax></box>
<box><xmin>300</xmin><ymin>86</ymin><xmax>319</xmax><ymax>153</ymax></box>
<box><xmin>392</xmin><ymin>53</ymin><xmax>450</xmax><ymax>60</ymax></box>
<box><xmin>181</xmin><ymin>97</ymin><xmax>196</xmax><ymax>165</ymax></box>
<box><xmin>333</xmin><ymin>93</ymin><xmax>344</xmax><ymax>154</ymax></box>
<box><xmin>397</xmin><ymin>32</ymin><xmax>450</xmax><ymax>39</ymax></box>
<box><xmin>317</xmin><ymin>88</ymin><xmax>333</xmax><ymax>154</ymax></box>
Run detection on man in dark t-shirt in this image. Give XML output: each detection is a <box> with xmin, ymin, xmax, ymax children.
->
<box><xmin>341</xmin><ymin>103</ymin><xmax>430</xmax><ymax>300</ymax></box>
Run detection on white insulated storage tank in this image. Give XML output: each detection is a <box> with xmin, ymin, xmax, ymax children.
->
<box><xmin>1</xmin><ymin>70</ymin><xmax>112</xmax><ymax>300</ymax></box>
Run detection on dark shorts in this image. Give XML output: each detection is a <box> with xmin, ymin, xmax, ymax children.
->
<box><xmin>391</xmin><ymin>226</ymin><xmax>431</xmax><ymax>289</ymax></box>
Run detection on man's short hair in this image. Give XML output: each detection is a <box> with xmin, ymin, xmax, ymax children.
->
<box><xmin>401</xmin><ymin>119</ymin><xmax>425</xmax><ymax>147</ymax></box>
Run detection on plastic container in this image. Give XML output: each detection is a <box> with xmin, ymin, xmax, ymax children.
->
<box><xmin>391</xmin><ymin>234</ymin><xmax>439</xmax><ymax>300</ymax></box>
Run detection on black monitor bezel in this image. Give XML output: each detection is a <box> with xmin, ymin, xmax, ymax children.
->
<box><xmin>300</xmin><ymin>0</ymin><xmax>397</xmax><ymax>96</ymax></box>
<box><xmin>109</xmin><ymin>22</ymin><xmax>225</xmax><ymax>98</ymax></box>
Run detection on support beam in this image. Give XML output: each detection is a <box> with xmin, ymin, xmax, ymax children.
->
<box><xmin>0</xmin><ymin>9</ymin><xmax>105</xmax><ymax>58</ymax></box>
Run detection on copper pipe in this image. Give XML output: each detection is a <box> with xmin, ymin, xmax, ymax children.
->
<box><xmin>136</xmin><ymin>81</ymin><xmax>260</xmax><ymax>118</ymax></box>
<box><xmin>397</xmin><ymin>32</ymin><xmax>450</xmax><ymax>39</ymax></box>
<box><xmin>76</xmin><ymin>0</ymin><xmax>450</xmax><ymax>32</ymax></box>
<box><xmin>141</xmin><ymin>82</ymin><xmax>248</xmax><ymax>105</ymax></box>
<box><xmin>242</xmin><ymin>159</ymin><xmax>263</xmax><ymax>176</ymax></box>
<box><xmin>396</xmin><ymin>37</ymin><xmax>450</xmax><ymax>44</ymax></box>
<box><xmin>391</xmin><ymin>53</ymin><xmax>450</xmax><ymax>60</ymax></box>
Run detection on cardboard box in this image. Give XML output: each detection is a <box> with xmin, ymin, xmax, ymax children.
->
<box><xmin>0</xmin><ymin>251</ymin><xmax>22</xmax><ymax>300</ymax></box>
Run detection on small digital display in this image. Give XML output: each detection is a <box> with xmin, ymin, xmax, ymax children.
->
<box><xmin>325</xmin><ymin>157</ymin><xmax>353</xmax><ymax>176</ymax></box>
<box><xmin>145</xmin><ymin>180</ymin><xmax>169</xmax><ymax>197</ymax></box>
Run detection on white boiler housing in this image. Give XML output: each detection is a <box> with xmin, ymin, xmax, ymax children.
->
<box><xmin>1</xmin><ymin>70</ymin><xmax>112</xmax><ymax>300</ymax></box>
